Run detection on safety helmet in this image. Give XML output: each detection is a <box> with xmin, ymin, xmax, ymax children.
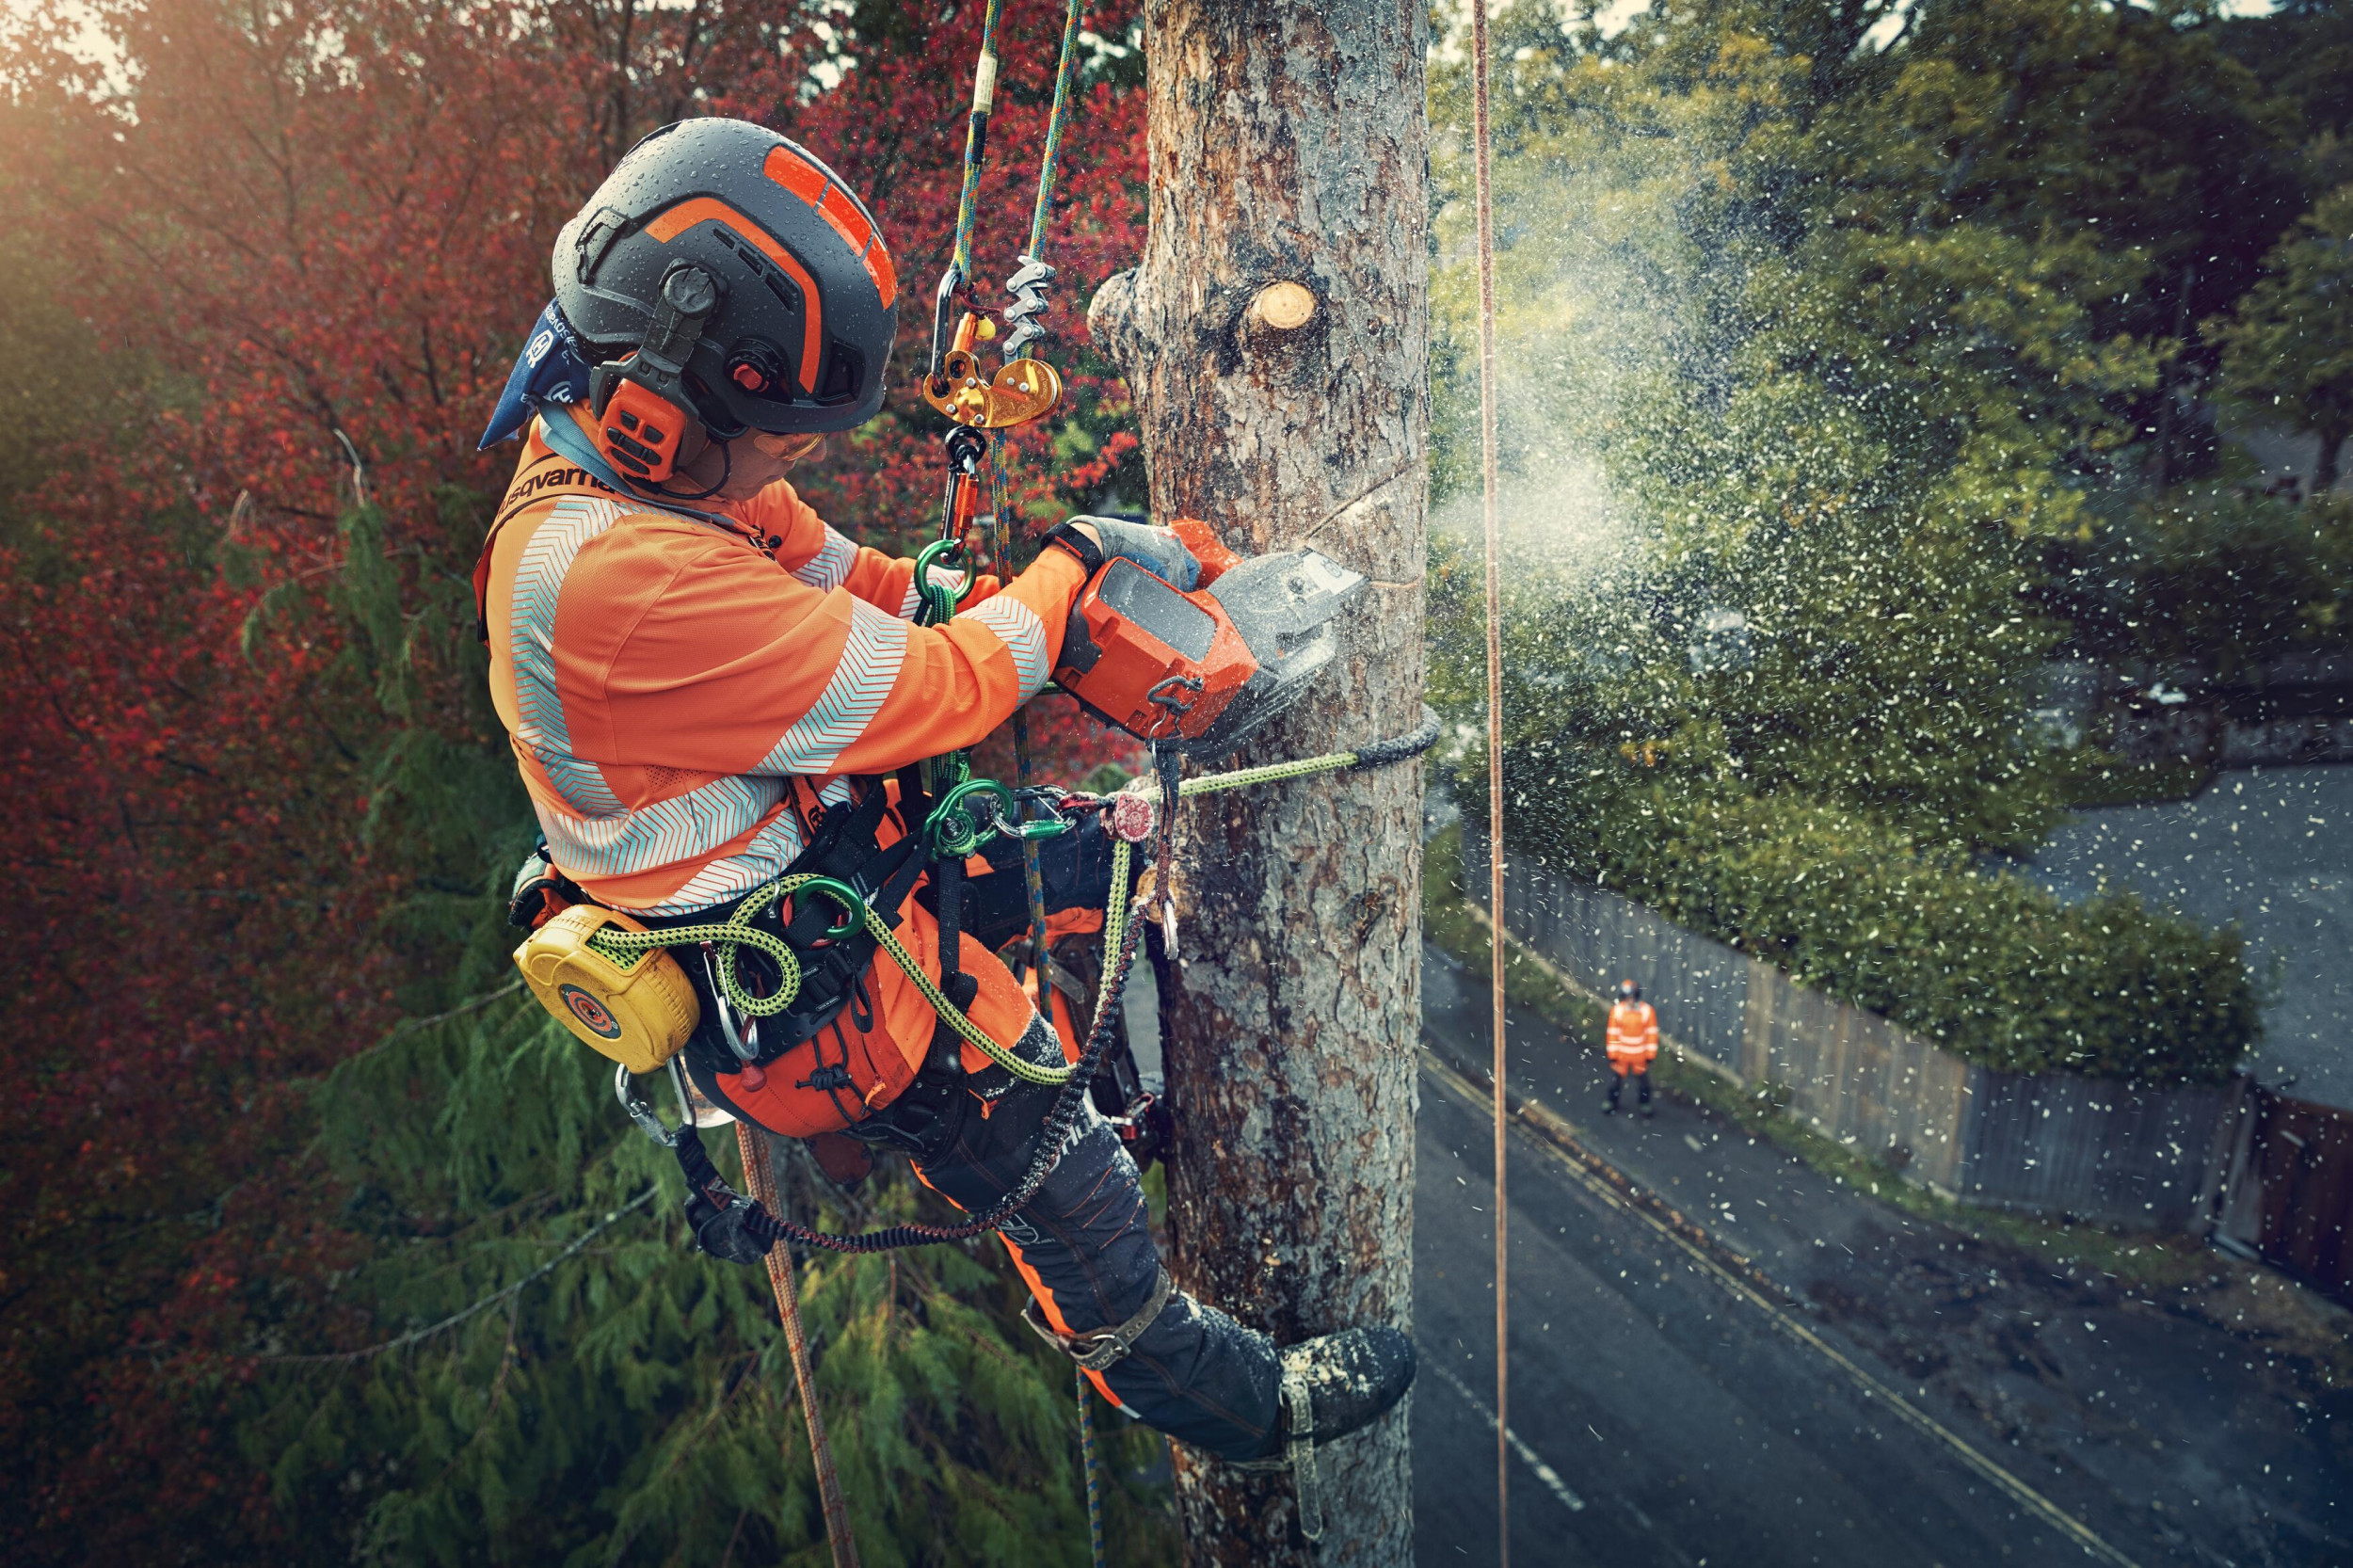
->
<box><xmin>552</xmin><ymin>117</ymin><xmax>899</xmax><ymax>483</ymax></box>
<box><xmin>1618</xmin><ymin>979</ymin><xmax>1641</xmax><ymax>1003</ymax></box>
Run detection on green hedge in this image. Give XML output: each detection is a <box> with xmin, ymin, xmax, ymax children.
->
<box><xmin>1492</xmin><ymin>776</ymin><xmax>2259</xmax><ymax>1083</ymax></box>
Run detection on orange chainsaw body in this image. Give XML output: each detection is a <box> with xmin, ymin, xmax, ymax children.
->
<box><xmin>1050</xmin><ymin>520</ymin><xmax>1367</xmax><ymax>755</ymax></box>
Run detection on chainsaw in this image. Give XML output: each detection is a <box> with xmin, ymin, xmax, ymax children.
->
<box><xmin>1050</xmin><ymin>519</ymin><xmax>1369</xmax><ymax>755</ymax></box>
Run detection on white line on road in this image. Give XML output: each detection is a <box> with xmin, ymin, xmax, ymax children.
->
<box><xmin>1430</xmin><ymin>1359</ymin><xmax>1587</xmax><ymax>1513</ymax></box>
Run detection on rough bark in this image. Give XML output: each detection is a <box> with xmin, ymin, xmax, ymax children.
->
<box><xmin>1087</xmin><ymin>4</ymin><xmax>1429</xmax><ymax>1563</ymax></box>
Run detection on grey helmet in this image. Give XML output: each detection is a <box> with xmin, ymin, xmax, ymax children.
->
<box><xmin>554</xmin><ymin>117</ymin><xmax>898</xmax><ymax>444</ymax></box>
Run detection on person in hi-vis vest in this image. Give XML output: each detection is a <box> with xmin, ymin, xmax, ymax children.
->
<box><xmin>1605</xmin><ymin>978</ymin><xmax>1658</xmax><ymax>1115</ymax></box>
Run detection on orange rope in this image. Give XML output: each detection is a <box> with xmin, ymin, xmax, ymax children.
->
<box><xmin>1468</xmin><ymin>0</ymin><xmax>1511</xmax><ymax>1560</ymax></box>
<box><xmin>737</xmin><ymin>1124</ymin><xmax>860</xmax><ymax>1568</ymax></box>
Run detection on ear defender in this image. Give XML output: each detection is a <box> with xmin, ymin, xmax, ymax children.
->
<box><xmin>589</xmin><ymin>264</ymin><xmax>720</xmax><ymax>485</ymax></box>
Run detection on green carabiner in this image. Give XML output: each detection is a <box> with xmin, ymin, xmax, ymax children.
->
<box><xmin>1003</xmin><ymin>805</ymin><xmax>1074</xmax><ymax>843</ymax></box>
<box><xmin>913</xmin><ymin>537</ymin><xmax>976</xmax><ymax>627</ymax></box>
<box><xmin>790</xmin><ymin>875</ymin><xmax>869</xmax><ymax>941</ymax></box>
<box><xmin>929</xmin><ymin>776</ymin><xmax>1017</xmax><ymax>858</ymax></box>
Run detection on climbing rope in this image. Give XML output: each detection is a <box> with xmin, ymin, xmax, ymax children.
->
<box><xmin>1469</xmin><ymin>0</ymin><xmax>1513</xmax><ymax>1559</ymax></box>
<box><xmin>1025</xmin><ymin>0</ymin><xmax>1085</xmax><ymax>262</ymax></box>
<box><xmin>949</xmin><ymin>0</ymin><xmax>1008</xmax><ymax>283</ymax></box>
<box><xmin>1076</xmin><ymin>1368</ymin><xmax>1106</xmax><ymax>1563</ymax></box>
<box><xmin>738</xmin><ymin>1125</ymin><xmax>859</xmax><ymax>1568</ymax></box>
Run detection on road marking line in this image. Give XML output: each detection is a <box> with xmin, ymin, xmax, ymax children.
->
<box><xmin>1429</xmin><ymin>1360</ymin><xmax>1587</xmax><ymax>1513</ymax></box>
<box><xmin>1421</xmin><ymin>1050</ymin><xmax>2147</xmax><ymax>1568</ymax></box>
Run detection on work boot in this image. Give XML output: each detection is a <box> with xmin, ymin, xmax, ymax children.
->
<box><xmin>1272</xmin><ymin>1324</ymin><xmax>1417</xmax><ymax>1451</ymax></box>
<box><xmin>1232</xmin><ymin>1326</ymin><xmax>1416</xmax><ymax>1543</ymax></box>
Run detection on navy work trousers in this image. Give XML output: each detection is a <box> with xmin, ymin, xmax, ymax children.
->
<box><xmin>907</xmin><ymin>1048</ymin><xmax>1283</xmax><ymax>1461</ymax></box>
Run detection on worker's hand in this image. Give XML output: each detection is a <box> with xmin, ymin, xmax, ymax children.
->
<box><xmin>1048</xmin><ymin>515</ymin><xmax>1203</xmax><ymax>591</ymax></box>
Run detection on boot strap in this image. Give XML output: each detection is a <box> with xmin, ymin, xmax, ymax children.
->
<box><xmin>1222</xmin><ymin>1368</ymin><xmax>1322</xmax><ymax>1542</ymax></box>
<box><xmin>1022</xmin><ymin>1265</ymin><xmax>1176</xmax><ymax>1372</ymax></box>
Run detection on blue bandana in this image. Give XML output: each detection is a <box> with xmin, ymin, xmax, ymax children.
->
<box><xmin>479</xmin><ymin>299</ymin><xmax>594</xmax><ymax>450</ymax></box>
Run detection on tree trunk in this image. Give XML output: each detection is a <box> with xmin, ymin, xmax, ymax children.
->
<box><xmin>1087</xmin><ymin>4</ymin><xmax>1429</xmax><ymax>1564</ymax></box>
<box><xmin>2317</xmin><ymin>419</ymin><xmax>2345</xmax><ymax>497</ymax></box>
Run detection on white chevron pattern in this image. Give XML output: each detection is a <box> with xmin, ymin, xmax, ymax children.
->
<box><xmin>757</xmin><ymin>597</ymin><xmax>910</xmax><ymax>775</ymax></box>
<box><xmin>512</xmin><ymin>498</ymin><xmax>624</xmax><ymax>813</ymax></box>
<box><xmin>964</xmin><ymin>593</ymin><xmax>1051</xmax><ymax>699</ymax></box>
<box><xmin>791</xmin><ymin>527</ymin><xmax>858</xmax><ymax>592</ymax></box>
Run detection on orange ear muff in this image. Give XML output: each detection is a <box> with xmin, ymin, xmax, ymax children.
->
<box><xmin>587</xmin><ymin>264</ymin><xmax>720</xmax><ymax>488</ymax></box>
<box><xmin>596</xmin><ymin>372</ymin><xmax>693</xmax><ymax>483</ymax></box>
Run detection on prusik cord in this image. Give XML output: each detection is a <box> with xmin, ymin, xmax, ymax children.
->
<box><xmin>1470</xmin><ymin>0</ymin><xmax>1513</xmax><ymax>1557</ymax></box>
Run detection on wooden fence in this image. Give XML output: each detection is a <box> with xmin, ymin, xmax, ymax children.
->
<box><xmin>2212</xmin><ymin>1087</ymin><xmax>2353</xmax><ymax>1302</ymax></box>
<box><xmin>1465</xmin><ymin>831</ymin><xmax>2241</xmax><ymax>1231</ymax></box>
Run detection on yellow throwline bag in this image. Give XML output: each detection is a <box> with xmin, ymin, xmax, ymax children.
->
<box><xmin>514</xmin><ymin>905</ymin><xmax>700</xmax><ymax>1074</ymax></box>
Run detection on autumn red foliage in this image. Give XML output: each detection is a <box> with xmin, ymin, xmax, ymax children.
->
<box><xmin>0</xmin><ymin>2</ymin><xmax>1144</xmax><ymax>1558</ymax></box>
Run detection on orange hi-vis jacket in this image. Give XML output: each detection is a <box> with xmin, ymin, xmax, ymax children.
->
<box><xmin>479</xmin><ymin>419</ymin><xmax>1087</xmax><ymax>1129</ymax></box>
<box><xmin>1606</xmin><ymin>1000</ymin><xmax>1659</xmax><ymax>1067</ymax></box>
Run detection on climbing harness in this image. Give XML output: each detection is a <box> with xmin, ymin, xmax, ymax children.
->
<box><xmin>610</xmin><ymin>708</ymin><xmax>1442</xmax><ymax>1260</ymax></box>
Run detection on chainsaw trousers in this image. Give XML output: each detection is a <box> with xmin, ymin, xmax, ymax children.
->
<box><xmin>908</xmin><ymin>1057</ymin><xmax>1284</xmax><ymax>1461</ymax></box>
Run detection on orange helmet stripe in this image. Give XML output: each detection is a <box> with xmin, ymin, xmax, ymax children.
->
<box><xmin>864</xmin><ymin>241</ymin><xmax>897</xmax><ymax>311</ymax></box>
<box><xmin>760</xmin><ymin>143</ymin><xmax>828</xmax><ymax>206</ymax></box>
<box><xmin>645</xmin><ymin>198</ymin><xmax>824</xmax><ymax>394</ymax></box>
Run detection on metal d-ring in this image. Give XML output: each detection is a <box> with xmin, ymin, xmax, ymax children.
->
<box><xmin>792</xmin><ymin>875</ymin><xmax>869</xmax><ymax>941</ymax></box>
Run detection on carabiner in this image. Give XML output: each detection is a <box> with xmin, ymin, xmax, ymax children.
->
<box><xmin>929</xmin><ymin>776</ymin><xmax>1018</xmax><ymax>858</ymax></box>
<box><xmin>616</xmin><ymin>1061</ymin><xmax>685</xmax><ymax>1149</ymax></box>
<box><xmin>912</xmin><ymin>536</ymin><xmax>976</xmax><ymax>627</ymax></box>
<box><xmin>985</xmin><ymin>795</ymin><xmax>1074</xmax><ymax>843</ymax></box>
<box><xmin>790</xmin><ymin>874</ymin><xmax>870</xmax><ymax>942</ymax></box>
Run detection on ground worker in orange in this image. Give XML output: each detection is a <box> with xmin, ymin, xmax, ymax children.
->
<box><xmin>1606</xmin><ymin>978</ymin><xmax>1659</xmax><ymax>1116</ymax></box>
<box><xmin>472</xmin><ymin>117</ymin><xmax>1410</xmax><ymax>1468</ymax></box>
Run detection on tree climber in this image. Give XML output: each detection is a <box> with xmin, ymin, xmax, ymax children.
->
<box><xmin>473</xmin><ymin>118</ymin><xmax>1413</xmax><ymax>1467</ymax></box>
<box><xmin>1605</xmin><ymin>978</ymin><xmax>1659</xmax><ymax>1116</ymax></box>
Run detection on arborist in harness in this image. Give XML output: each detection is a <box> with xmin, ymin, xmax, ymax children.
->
<box><xmin>473</xmin><ymin>117</ymin><xmax>1415</xmax><ymax>1476</ymax></box>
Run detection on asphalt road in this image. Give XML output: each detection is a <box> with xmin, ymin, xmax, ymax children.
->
<box><xmin>1409</xmin><ymin>951</ymin><xmax>2350</xmax><ymax>1567</ymax></box>
<box><xmin>1415</xmin><ymin>1073</ymin><xmax>2099</xmax><ymax>1567</ymax></box>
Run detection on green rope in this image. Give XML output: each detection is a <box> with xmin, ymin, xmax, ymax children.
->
<box><xmin>1026</xmin><ymin>0</ymin><xmax>1087</xmax><ymax>262</ymax></box>
<box><xmin>1177</xmin><ymin>750</ymin><xmax>1364</xmax><ymax>796</ymax></box>
<box><xmin>950</xmin><ymin>0</ymin><xmax>1008</xmax><ymax>281</ymax></box>
<box><xmin>588</xmin><ymin>846</ymin><xmax>1139</xmax><ymax>1088</ymax></box>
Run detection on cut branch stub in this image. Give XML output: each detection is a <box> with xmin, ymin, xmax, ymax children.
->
<box><xmin>1241</xmin><ymin>280</ymin><xmax>1323</xmax><ymax>375</ymax></box>
<box><xmin>1246</xmin><ymin>280</ymin><xmax>1317</xmax><ymax>334</ymax></box>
